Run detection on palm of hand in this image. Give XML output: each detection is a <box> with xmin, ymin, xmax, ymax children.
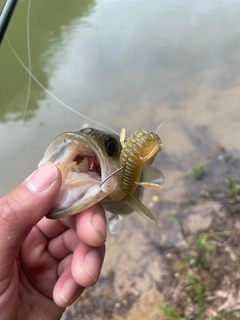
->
<box><xmin>4</xmin><ymin>208</ymin><xmax>105</xmax><ymax>320</ymax></box>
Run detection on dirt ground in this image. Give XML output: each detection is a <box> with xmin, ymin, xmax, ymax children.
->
<box><xmin>113</xmin><ymin>287</ymin><xmax>167</xmax><ymax>320</ymax></box>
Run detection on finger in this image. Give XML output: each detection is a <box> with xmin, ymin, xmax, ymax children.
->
<box><xmin>37</xmin><ymin>204</ymin><xmax>106</xmax><ymax>246</ymax></box>
<box><xmin>21</xmin><ymin>225</ymin><xmax>59</xmax><ymax>298</ymax></box>
<box><xmin>36</xmin><ymin>216</ymin><xmax>69</xmax><ymax>239</ymax></box>
<box><xmin>76</xmin><ymin>204</ymin><xmax>107</xmax><ymax>247</ymax></box>
<box><xmin>0</xmin><ymin>163</ymin><xmax>61</xmax><ymax>271</ymax></box>
<box><xmin>72</xmin><ymin>242</ymin><xmax>105</xmax><ymax>288</ymax></box>
<box><xmin>53</xmin><ymin>255</ymin><xmax>85</xmax><ymax>307</ymax></box>
<box><xmin>48</xmin><ymin>229</ymin><xmax>79</xmax><ymax>260</ymax></box>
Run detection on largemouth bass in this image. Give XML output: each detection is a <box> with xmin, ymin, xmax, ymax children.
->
<box><xmin>39</xmin><ymin>127</ymin><xmax>163</xmax><ymax>226</ymax></box>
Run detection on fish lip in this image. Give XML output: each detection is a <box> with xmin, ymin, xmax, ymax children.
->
<box><xmin>39</xmin><ymin>129</ymin><xmax>122</xmax><ymax>218</ymax></box>
<box><xmin>39</xmin><ymin>130</ymin><xmax>120</xmax><ymax>182</ymax></box>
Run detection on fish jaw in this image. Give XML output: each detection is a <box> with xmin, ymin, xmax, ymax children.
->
<box><xmin>38</xmin><ymin>129</ymin><xmax>123</xmax><ymax>219</ymax></box>
<box><xmin>46</xmin><ymin>184</ymin><xmax>107</xmax><ymax>219</ymax></box>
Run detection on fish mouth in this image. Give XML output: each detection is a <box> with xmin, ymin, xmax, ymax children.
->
<box><xmin>54</xmin><ymin>145</ymin><xmax>102</xmax><ymax>210</ymax></box>
<box><xmin>73</xmin><ymin>153</ymin><xmax>101</xmax><ymax>173</ymax></box>
<box><xmin>39</xmin><ymin>129</ymin><xmax>121</xmax><ymax>218</ymax></box>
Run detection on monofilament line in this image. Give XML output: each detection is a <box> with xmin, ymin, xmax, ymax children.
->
<box><xmin>155</xmin><ymin>110</ymin><xmax>184</xmax><ymax>134</ymax></box>
<box><xmin>6</xmin><ymin>37</ymin><xmax>119</xmax><ymax>135</ymax></box>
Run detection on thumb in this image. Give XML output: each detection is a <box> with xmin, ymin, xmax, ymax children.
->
<box><xmin>0</xmin><ymin>162</ymin><xmax>62</xmax><ymax>262</ymax></box>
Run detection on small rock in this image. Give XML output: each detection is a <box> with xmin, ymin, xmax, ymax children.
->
<box><xmin>122</xmin><ymin>299</ymin><xmax>128</xmax><ymax>306</ymax></box>
<box><xmin>183</xmin><ymin>201</ymin><xmax>223</xmax><ymax>233</ymax></box>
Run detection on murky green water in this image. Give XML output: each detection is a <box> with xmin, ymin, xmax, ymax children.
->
<box><xmin>0</xmin><ymin>0</ymin><xmax>240</xmax><ymax>197</ymax></box>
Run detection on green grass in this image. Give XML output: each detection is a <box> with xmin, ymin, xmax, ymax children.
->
<box><xmin>160</xmin><ymin>154</ymin><xmax>240</xmax><ymax>320</ymax></box>
<box><xmin>186</xmin><ymin>162</ymin><xmax>208</xmax><ymax>180</ymax></box>
<box><xmin>223</xmin><ymin>175</ymin><xmax>240</xmax><ymax>203</ymax></box>
<box><xmin>159</xmin><ymin>304</ymin><xmax>186</xmax><ymax>320</ymax></box>
<box><xmin>186</xmin><ymin>274</ymin><xmax>207</xmax><ymax>308</ymax></box>
<box><xmin>159</xmin><ymin>230</ymin><xmax>239</xmax><ymax>319</ymax></box>
<box><xmin>159</xmin><ymin>305</ymin><xmax>239</xmax><ymax>320</ymax></box>
<box><xmin>223</xmin><ymin>154</ymin><xmax>238</xmax><ymax>167</ymax></box>
<box><xmin>181</xmin><ymin>234</ymin><xmax>213</xmax><ymax>269</ymax></box>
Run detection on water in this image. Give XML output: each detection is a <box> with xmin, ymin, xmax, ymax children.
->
<box><xmin>0</xmin><ymin>0</ymin><xmax>240</xmax><ymax>198</ymax></box>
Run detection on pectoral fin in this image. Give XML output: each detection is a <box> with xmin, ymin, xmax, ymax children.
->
<box><xmin>135</xmin><ymin>166</ymin><xmax>164</xmax><ymax>190</ymax></box>
<box><xmin>123</xmin><ymin>194</ymin><xmax>159</xmax><ymax>228</ymax></box>
<box><xmin>141</xmin><ymin>166</ymin><xmax>164</xmax><ymax>184</ymax></box>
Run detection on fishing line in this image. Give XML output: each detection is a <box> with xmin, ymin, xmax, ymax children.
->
<box><xmin>5</xmin><ymin>2</ymin><xmax>182</xmax><ymax>139</ymax></box>
<box><xmin>155</xmin><ymin>110</ymin><xmax>184</xmax><ymax>134</ymax></box>
<box><xmin>23</xmin><ymin>0</ymin><xmax>32</xmax><ymax>121</ymax></box>
<box><xmin>6</xmin><ymin>36</ymin><xmax>119</xmax><ymax>135</ymax></box>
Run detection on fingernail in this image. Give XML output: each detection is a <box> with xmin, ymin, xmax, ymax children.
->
<box><xmin>58</xmin><ymin>278</ymin><xmax>76</xmax><ymax>304</ymax></box>
<box><xmin>81</xmin><ymin>250</ymin><xmax>100</xmax><ymax>283</ymax></box>
<box><xmin>25</xmin><ymin>162</ymin><xmax>58</xmax><ymax>193</ymax></box>
<box><xmin>91</xmin><ymin>212</ymin><xmax>106</xmax><ymax>242</ymax></box>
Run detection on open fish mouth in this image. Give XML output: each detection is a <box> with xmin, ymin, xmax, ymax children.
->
<box><xmin>53</xmin><ymin>143</ymin><xmax>101</xmax><ymax>210</ymax></box>
<box><xmin>39</xmin><ymin>128</ymin><xmax>122</xmax><ymax>219</ymax></box>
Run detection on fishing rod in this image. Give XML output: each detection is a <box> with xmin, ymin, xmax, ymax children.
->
<box><xmin>0</xmin><ymin>0</ymin><xmax>18</xmax><ymax>45</ymax></box>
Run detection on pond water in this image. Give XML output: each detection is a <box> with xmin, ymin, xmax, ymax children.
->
<box><xmin>0</xmin><ymin>0</ymin><xmax>240</xmax><ymax>196</ymax></box>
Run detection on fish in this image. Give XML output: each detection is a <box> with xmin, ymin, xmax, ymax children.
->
<box><xmin>39</xmin><ymin>127</ymin><xmax>164</xmax><ymax>227</ymax></box>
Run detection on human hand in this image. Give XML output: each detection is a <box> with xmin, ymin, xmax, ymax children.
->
<box><xmin>0</xmin><ymin>163</ymin><xmax>106</xmax><ymax>320</ymax></box>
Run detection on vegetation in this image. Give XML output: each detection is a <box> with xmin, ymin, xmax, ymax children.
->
<box><xmin>223</xmin><ymin>175</ymin><xmax>240</xmax><ymax>203</ymax></box>
<box><xmin>159</xmin><ymin>231</ymin><xmax>239</xmax><ymax>319</ymax></box>
<box><xmin>159</xmin><ymin>152</ymin><xmax>240</xmax><ymax>319</ymax></box>
<box><xmin>181</xmin><ymin>234</ymin><xmax>213</xmax><ymax>269</ymax></box>
<box><xmin>160</xmin><ymin>305</ymin><xmax>239</xmax><ymax>320</ymax></box>
<box><xmin>186</xmin><ymin>162</ymin><xmax>209</xmax><ymax>180</ymax></box>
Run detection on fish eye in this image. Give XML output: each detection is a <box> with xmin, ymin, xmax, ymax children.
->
<box><xmin>104</xmin><ymin>137</ymin><xmax>119</xmax><ymax>156</ymax></box>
